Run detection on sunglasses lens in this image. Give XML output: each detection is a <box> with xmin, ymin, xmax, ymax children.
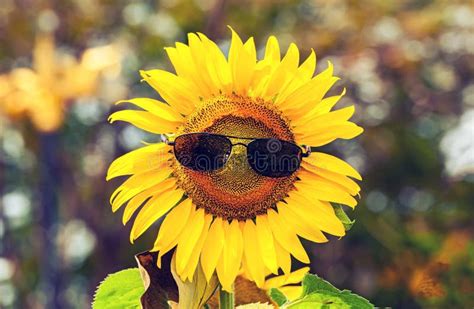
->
<box><xmin>174</xmin><ymin>134</ymin><xmax>231</xmax><ymax>171</ymax></box>
<box><xmin>247</xmin><ymin>138</ymin><xmax>302</xmax><ymax>177</ymax></box>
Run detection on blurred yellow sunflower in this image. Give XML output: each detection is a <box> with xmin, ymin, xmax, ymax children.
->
<box><xmin>107</xmin><ymin>28</ymin><xmax>363</xmax><ymax>292</ymax></box>
<box><xmin>0</xmin><ymin>34</ymin><xmax>122</xmax><ymax>132</ymax></box>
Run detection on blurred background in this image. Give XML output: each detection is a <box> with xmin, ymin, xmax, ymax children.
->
<box><xmin>0</xmin><ymin>0</ymin><xmax>473</xmax><ymax>308</ymax></box>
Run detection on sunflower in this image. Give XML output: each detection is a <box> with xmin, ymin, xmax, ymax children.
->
<box><xmin>107</xmin><ymin>28</ymin><xmax>363</xmax><ymax>292</ymax></box>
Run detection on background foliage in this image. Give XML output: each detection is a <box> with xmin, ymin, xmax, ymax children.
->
<box><xmin>0</xmin><ymin>0</ymin><xmax>473</xmax><ymax>308</ymax></box>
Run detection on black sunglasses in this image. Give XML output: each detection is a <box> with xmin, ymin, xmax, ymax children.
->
<box><xmin>163</xmin><ymin>133</ymin><xmax>311</xmax><ymax>178</ymax></box>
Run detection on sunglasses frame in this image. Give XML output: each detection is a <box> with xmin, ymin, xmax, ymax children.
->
<box><xmin>162</xmin><ymin>132</ymin><xmax>311</xmax><ymax>177</ymax></box>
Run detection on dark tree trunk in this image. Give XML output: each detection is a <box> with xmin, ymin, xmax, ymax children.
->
<box><xmin>39</xmin><ymin>132</ymin><xmax>62</xmax><ymax>308</ymax></box>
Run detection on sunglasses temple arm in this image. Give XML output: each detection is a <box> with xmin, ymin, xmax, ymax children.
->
<box><xmin>161</xmin><ymin>135</ymin><xmax>175</xmax><ymax>146</ymax></box>
<box><xmin>302</xmin><ymin>145</ymin><xmax>311</xmax><ymax>158</ymax></box>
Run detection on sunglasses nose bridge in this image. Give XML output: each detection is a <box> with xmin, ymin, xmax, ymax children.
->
<box><xmin>231</xmin><ymin>142</ymin><xmax>249</xmax><ymax>148</ymax></box>
<box><xmin>228</xmin><ymin>143</ymin><xmax>249</xmax><ymax>158</ymax></box>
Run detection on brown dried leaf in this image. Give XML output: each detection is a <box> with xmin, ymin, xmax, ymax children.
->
<box><xmin>135</xmin><ymin>251</ymin><xmax>178</xmax><ymax>309</ymax></box>
<box><xmin>207</xmin><ymin>276</ymin><xmax>273</xmax><ymax>308</ymax></box>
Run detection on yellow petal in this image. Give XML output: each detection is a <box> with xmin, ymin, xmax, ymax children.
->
<box><xmin>122</xmin><ymin>180</ymin><xmax>174</xmax><ymax>225</ymax></box>
<box><xmin>175</xmin><ymin>208</ymin><xmax>206</xmax><ymax>275</ymax></box>
<box><xmin>295</xmin><ymin>174</ymin><xmax>358</xmax><ymax>208</ymax></box>
<box><xmin>267</xmin><ymin>209</ymin><xmax>309</xmax><ymax>264</ymax></box>
<box><xmin>255</xmin><ymin>215</ymin><xmax>279</xmax><ymax>274</ymax></box>
<box><xmin>275</xmin><ymin>49</ymin><xmax>316</xmax><ymax>101</ymax></box>
<box><xmin>285</xmin><ymin>192</ymin><xmax>346</xmax><ymax>236</ymax></box>
<box><xmin>108</xmin><ymin>110</ymin><xmax>180</xmax><ymax>134</ymax></box>
<box><xmin>130</xmin><ymin>186</ymin><xmax>184</xmax><ymax>242</ymax></box>
<box><xmin>152</xmin><ymin>198</ymin><xmax>193</xmax><ymax>254</ymax></box>
<box><xmin>296</xmin><ymin>122</ymin><xmax>364</xmax><ymax>146</ymax></box>
<box><xmin>140</xmin><ymin>69</ymin><xmax>197</xmax><ymax>115</ymax></box>
<box><xmin>166</xmin><ymin>41</ymin><xmax>213</xmax><ymax>97</ymax></box>
<box><xmin>249</xmin><ymin>66</ymin><xmax>271</xmax><ymax>98</ymax></box>
<box><xmin>275</xmin><ymin>61</ymin><xmax>334</xmax><ymax>108</ymax></box>
<box><xmin>288</xmin><ymin>190</ymin><xmax>336</xmax><ymax>216</ymax></box>
<box><xmin>115</xmin><ymin>98</ymin><xmax>183</xmax><ymax>122</ymax></box>
<box><xmin>197</xmin><ymin>32</ymin><xmax>232</xmax><ymax>92</ymax></box>
<box><xmin>242</xmin><ymin>219</ymin><xmax>266</xmax><ymax>287</ymax></box>
<box><xmin>264</xmin><ymin>36</ymin><xmax>281</xmax><ymax>64</ymax></box>
<box><xmin>297</xmin><ymin>49</ymin><xmax>316</xmax><ymax>81</ymax></box>
<box><xmin>304</xmin><ymin>152</ymin><xmax>362</xmax><ymax>180</ymax></box>
<box><xmin>167</xmin><ymin>43</ymin><xmax>190</xmax><ymax>76</ymax></box>
<box><xmin>289</xmin><ymin>79</ymin><xmax>341</xmax><ymax>119</ymax></box>
<box><xmin>165</xmin><ymin>45</ymin><xmax>187</xmax><ymax>76</ymax></box>
<box><xmin>200</xmin><ymin>217</ymin><xmax>225</xmax><ymax>282</ymax></box>
<box><xmin>216</xmin><ymin>219</ymin><xmax>243</xmax><ymax>291</ymax></box>
<box><xmin>263</xmin><ymin>267</ymin><xmax>310</xmax><ymax>290</ymax></box>
<box><xmin>228</xmin><ymin>27</ymin><xmax>256</xmax><ymax>95</ymax></box>
<box><xmin>155</xmin><ymin>201</ymin><xmax>196</xmax><ymax>268</ymax></box>
<box><xmin>302</xmin><ymin>88</ymin><xmax>346</xmax><ymax>119</ymax></box>
<box><xmin>280</xmin><ymin>286</ymin><xmax>304</xmax><ymax>301</ymax></box>
<box><xmin>106</xmin><ymin>143</ymin><xmax>171</xmax><ymax>180</ymax></box>
<box><xmin>276</xmin><ymin>203</ymin><xmax>329</xmax><ymax>243</ymax></box>
<box><xmin>250</xmin><ymin>35</ymin><xmax>280</xmax><ymax>95</ymax></box>
<box><xmin>189</xmin><ymin>36</ymin><xmax>220</xmax><ymax>94</ymax></box>
<box><xmin>243</xmin><ymin>37</ymin><xmax>257</xmax><ymax>65</ymax></box>
<box><xmin>110</xmin><ymin>168</ymin><xmax>172</xmax><ymax>212</ymax></box>
<box><xmin>293</xmin><ymin>105</ymin><xmax>355</xmax><ymax>130</ymax></box>
<box><xmin>274</xmin><ymin>239</ymin><xmax>291</xmax><ymax>274</ymax></box>
<box><xmin>298</xmin><ymin>169</ymin><xmax>358</xmax><ymax>198</ymax></box>
<box><xmin>302</xmin><ymin>162</ymin><xmax>360</xmax><ymax>195</ymax></box>
<box><xmin>290</xmin><ymin>83</ymin><xmax>343</xmax><ymax>119</ymax></box>
<box><xmin>261</xmin><ymin>43</ymin><xmax>299</xmax><ymax>99</ymax></box>
<box><xmin>180</xmin><ymin>34</ymin><xmax>215</xmax><ymax>96</ymax></box>
<box><xmin>182</xmin><ymin>214</ymin><xmax>212</xmax><ymax>281</ymax></box>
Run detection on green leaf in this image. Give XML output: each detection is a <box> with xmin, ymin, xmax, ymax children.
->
<box><xmin>301</xmin><ymin>274</ymin><xmax>339</xmax><ymax>295</ymax></box>
<box><xmin>338</xmin><ymin>290</ymin><xmax>374</xmax><ymax>308</ymax></box>
<box><xmin>268</xmin><ymin>287</ymin><xmax>288</xmax><ymax>306</ymax></box>
<box><xmin>285</xmin><ymin>290</ymin><xmax>373</xmax><ymax>309</ymax></box>
<box><xmin>285</xmin><ymin>290</ymin><xmax>350</xmax><ymax>309</ymax></box>
<box><xmin>332</xmin><ymin>204</ymin><xmax>355</xmax><ymax>231</ymax></box>
<box><xmin>285</xmin><ymin>274</ymin><xmax>375</xmax><ymax>309</ymax></box>
<box><xmin>92</xmin><ymin>268</ymin><xmax>144</xmax><ymax>309</ymax></box>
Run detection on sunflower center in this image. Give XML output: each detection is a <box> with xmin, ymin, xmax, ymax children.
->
<box><xmin>173</xmin><ymin>94</ymin><xmax>296</xmax><ymax>220</ymax></box>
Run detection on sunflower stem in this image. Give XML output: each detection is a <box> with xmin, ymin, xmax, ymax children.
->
<box><xmin>219</xmin><ymin>285</ymin><xmax>235</xmax><ymax>309</ymax></box>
